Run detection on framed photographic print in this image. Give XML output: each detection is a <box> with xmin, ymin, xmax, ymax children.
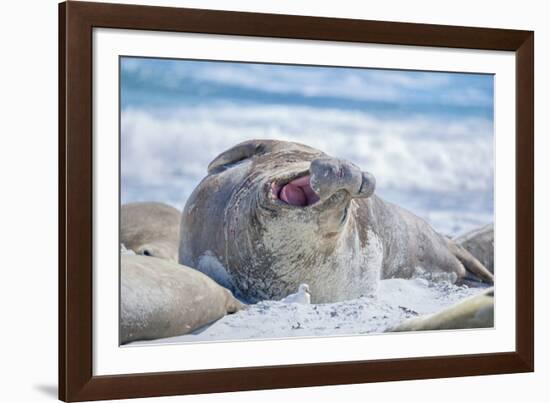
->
<box><xmin>59</xmin><ymin>1</ymin><xmax>534</xmax><ymax>401</ymax></box>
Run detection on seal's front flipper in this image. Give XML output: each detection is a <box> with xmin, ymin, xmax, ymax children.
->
<box><xmin>448</xmin><ymin>240</ymin><xmax>494</xmax><ymax>285</ymax></box>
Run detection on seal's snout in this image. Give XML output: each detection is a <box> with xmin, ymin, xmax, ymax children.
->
<box><xmin>309</xmin><ymin>157</ymin><xmax>376</xmax><ymax>201</ymax></box>
<box><xmin>271</xmin><ymin>157</ymin><xmax>375</xmax><ymax>207</ymax></box>
<box><xmin>359</xmin><ymin>171</ymin><xmax>376</xmax><ymax>198</ymax></box>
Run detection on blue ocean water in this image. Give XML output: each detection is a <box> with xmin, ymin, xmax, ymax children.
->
<box><xmin>120</xmin><ymin>57</ymin><xmax>494</xmax><ymax>236</ymax></box>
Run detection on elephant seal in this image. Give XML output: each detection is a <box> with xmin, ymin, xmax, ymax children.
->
<box><xmin>179</xmin><ymin>139</ymin><xmax>493</xmax><ymax>303</ymax></box>
<box><xmin>391</xmin><ymin>288</ymin><xmax>494</xmax><ymax>331</ymax></box>
<box><xmin>455</xmin><ymin>223</ymin><xmax>494</xmax><ymax>273</ymax></box>
<box><xmin>121</xmin><ymin>202</ymin><xmax>181</xmax><ymax>262</ymax></box>
<box><xmin>121</xmin><ymin>254</ymin><xmax>244</xmax><ymax>344</ymax></box>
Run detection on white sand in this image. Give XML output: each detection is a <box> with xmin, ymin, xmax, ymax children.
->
<box><xmin>131</xmin><ymin>278</ymin><xmax>487</xmax><ymax>345</ymax></box>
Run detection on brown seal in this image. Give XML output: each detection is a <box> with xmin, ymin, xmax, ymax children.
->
<box><xmin>391</xmin><ymin>288</ymin><xmax>494</xmax><ymax>331</ymax></box>
<box><xmin>455</xmin><ymin>223</ymin><xmax>494</xmax><ymax>273</ymax></box>
<box><xmin>121</xmin><ymin>254</ymin><xmax>243</xmax><ymax>343</ymax></box>
<box><xmin>179</xmin><ymin>139</ymin><xmax>493</xmax><ymax>303</ymax></box>
<box><xmin>121</xmin><ymin>202</ymin><xmax>181</xmax><ymax>262</ymax></box>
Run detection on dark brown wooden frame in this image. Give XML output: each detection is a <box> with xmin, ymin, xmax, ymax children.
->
<box><xmin>59</xmin><ymin>1</ymin><xmax>534</xmax><ymax>401</ymax></box>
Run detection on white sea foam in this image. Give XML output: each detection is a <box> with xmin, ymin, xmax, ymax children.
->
<box><xmin>121</xmin><ymin>104</ymin><xmax>493</xmax><ymax>236</ymax></box>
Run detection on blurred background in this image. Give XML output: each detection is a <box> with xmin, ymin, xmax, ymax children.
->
<box><xmin>120</xmin><ymin>57</ymin><xmax>494</xmax><ymax>237</ymax></box>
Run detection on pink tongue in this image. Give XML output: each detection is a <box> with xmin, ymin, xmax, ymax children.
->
<box><xmin>279</xmin><ymin>175</ymin><xmax>319</xmax><ymax>206</ymax></box>
<box><xmin>280</xmin><ymin>183</ymin><xmax>307</xmax><ymax>206</ymax></box>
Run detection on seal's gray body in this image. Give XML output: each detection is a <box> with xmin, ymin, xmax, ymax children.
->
<box><xmin>121</xmin><ymin>202</ymin><xmax>181</xmax><ymax>262</ymax></box>
<box><xmin>121</xmin><ymin>254</ymin><xmax>243</xmax><ymax>344</ymax></box>
<box><xmin>180</xmin><ymin>140</ymin><xmax>493</xmax><ymax>303</ymax></box>
<box><xmin>455</xmin><ymin>223</ymin><xmax>494</xmax><ymax>273</ymax></box>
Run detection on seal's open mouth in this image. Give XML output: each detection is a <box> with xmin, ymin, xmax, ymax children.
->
<box><xmin>272</xmin><ymin>175</ymin><xmax>320</xmax><ymax>207</ymax></box>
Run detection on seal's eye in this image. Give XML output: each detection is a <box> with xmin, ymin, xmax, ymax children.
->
<box><xmin>207</xmin><ymin>141</ymin><xmax>268</xmax><ymax>174</ymax></box>
<box><xmin>142</xmin><ymin>249</ymin><xmax>152</xmax><ymax>257</ymax></box>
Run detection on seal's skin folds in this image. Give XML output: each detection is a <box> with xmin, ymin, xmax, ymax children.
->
<box><xmin>179</xmin><ymin>140</ymin><xmax>493</xmax><ymax>303</ymax></box>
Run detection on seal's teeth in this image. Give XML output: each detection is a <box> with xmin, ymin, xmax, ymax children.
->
<box><xmin>271</xmin><ymin>182</ymin><xmax>282</xmax><ymax>198</ymax></box>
